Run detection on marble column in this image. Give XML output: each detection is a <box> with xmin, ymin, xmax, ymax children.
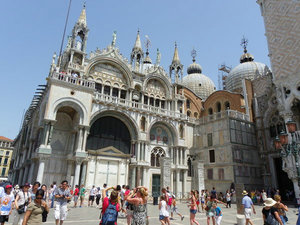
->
<box><xmin>36</xmin><ymin>159</ymin><xmax>45</xmax><ymax>183</ymax></box>
<box><xmin>80</xmin><ymin>162</ymin><xmax>87</xmax><ymax>185</ymax></box>
<box><xmin>18</xmin><ymin>168</ymin><xmax>24</xmax><ymax>185</ymax></box>
<box><xmin>66</xmin><ymin>161</ymin><xmax>73</xmax><ymax>182</ymax></box>
<box><xmin>160</xmin><ymin>157</ymin><xmax>171</xmax><ymax>189</ymax></box>
<box><xmin>182</xmin><ymin>170</ymin><xmax>187</xmax><ymax>198</ymax></box>
<box><xmin>74</xmin><ymin>160</ymin><xmax>82</xmax><ymax>188</ymax></box>
<box><xmin>93</xmin><ymin>157</ymin><xmax>98</xmax><ymax>185</ymax></box>
<box><xmin>81</xmin><ymin>128</ymin><xmax>88</xmax><ymax>152</ymax></box>
<box><xmin>142</xmin><ymin>167</ymin><xmax>148</xmax><ymax>187</ymax></box>
<box><xmin>136</xmin><ymin>142</ymin><xmax>140</xmax><ymax>162</ymax></box>
<box><xmin>76</xmin><ymin>127</ymin><xmax>83</xmax><ymax>152</ymax></box>
<box><xmin>176</xmin><ymin>170</ymin><xmax>180</xmax><ymax>197</ymax></box>
<box><xmin>22</xmin><ymin>166</ymin><xmax>29</xmax><ymax>184</ymax></box>
<box><xmin>176</xmin><ymin>148</ymin><xmax>179</xmax><ymax>165</ymax></box>
<box><xmin>27</xmin><ymin>162</ymin><xmax>35</xmax><ymax>184</ymax></box>
<box><xmin>129</xmin><ymin>167</ymin><xmax>136</xmax><ymax>189</ymax></box>
<box><xmin>170</xmin><ymin>170</ymin><xmax>174</xmax><ymax>193</ymax></box>
<box><xmin>136</xmin><ymin>167</ymin><xmax>141</xmax><ymax>186</ymax></box>
<box><xmin>46</xmin><ymin>123</ymin><xmax>54</xmax><ymax>146</ymax></box>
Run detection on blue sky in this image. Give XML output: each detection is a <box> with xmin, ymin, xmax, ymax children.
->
<box><xmin>0</xmin><ymin>0</ymin><xmax>269</xmax><ymax>139</ymax></box>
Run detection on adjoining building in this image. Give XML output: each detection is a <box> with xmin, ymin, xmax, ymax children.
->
<box><xmin>0</xmin><ymin>136</ymin><xmax>14</xmax><ymax>182</ymax></box>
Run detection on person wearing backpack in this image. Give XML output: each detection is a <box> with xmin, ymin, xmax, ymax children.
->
<box><xmin>100</xmin><ymin>186</ymin><xmax>121</xmax><ymax>225</ymax></box>
<box><xmin>262</xmin><ymin>198</ymin><xmax>283</xmax><ymax>225</ymax></box>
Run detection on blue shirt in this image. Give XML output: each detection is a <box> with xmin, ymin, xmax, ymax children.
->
<box><xmin>242</xmin><ymin>196</ymin><xmax>253</xmax><ymax>208</ymax></box>
<box><xmin>215</xmin><ymin>207</ymin><xmax>222</xmax><ymax>216</ymax></box>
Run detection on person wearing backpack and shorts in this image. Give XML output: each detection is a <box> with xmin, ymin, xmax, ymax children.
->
<box><xmin>262</xmin><ymin>198</ymin><xmax>283</xmax><ymax>225</ymax></box>
<box><xmin>100</xmin><ymin>186</ymin><xmax>121</xmax><ymax>225</ymax></box>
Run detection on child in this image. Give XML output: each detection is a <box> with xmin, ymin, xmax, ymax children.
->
<box><xmin>213</xmin><ymin>203</ymin><xmax>222</xmax><ymax>225</ymax></box>
<box><xmin>0</xmin><ymin>185</ymin><xmax>15</xmax><ymax>225</ymax></box>
<box><xmin>159</xmin><ymin>195</ymin><xmax>170</xmax><ymax>225</ymax></box>
<box><xmin>170</xmin><ymin>195</ymin><xmax>184</xmax><ymax>221</ymax></box>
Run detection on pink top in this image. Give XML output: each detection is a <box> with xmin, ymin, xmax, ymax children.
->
<box><xmin>190</xmin><ymin>197</ymin><xmax>197</xmax><ymax>210</ymax></box>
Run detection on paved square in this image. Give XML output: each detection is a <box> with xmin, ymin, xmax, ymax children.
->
<box><xmin>7</xmin><ymin>202</ymin><xmax>298</xmax><ymax>225</ymax></box>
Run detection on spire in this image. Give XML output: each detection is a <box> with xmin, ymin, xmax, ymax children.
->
<box><xmin>77</xmin><ymin>3</ymin><xmax>87</xmax><ymax>26</ymax></box>
<box><xmin>133</xmin><ymin>29</ymin><xmax>142</xmax><ymax>51</ymax></box>
<box><xmin>240</xmin><ymin>36</ymin><xmax>254</xmax><ymax>63</ymax></box>
<box><xmin>143</xmin><ymin>35</ymin><xmax>152</xmax><ymax>64</ymax></box>
<box><xmin>172</xmin><ymin>42</ymin><xmax>181</xmax><ymax>64</ymax></box>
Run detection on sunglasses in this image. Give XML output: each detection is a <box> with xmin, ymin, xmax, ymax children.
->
<box><xmin>36</xmin><ymin>197</ymin><xmax>43</xmax><ymax>200</ymax></box>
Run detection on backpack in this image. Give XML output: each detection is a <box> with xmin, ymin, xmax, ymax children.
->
<box><xmin>265</xmin><ymin>210</ymin><xmax>279</xmax><ymax>225</ymax></box>
<box><xmin>101</xmin><ymin>201</ymin><xmax>118</xmax><ymax>225</ymax></box>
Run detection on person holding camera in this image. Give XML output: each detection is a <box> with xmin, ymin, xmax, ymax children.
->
<box><xmin>13</xmin><ymin>183</ymin><xmax>31</xmax><ymax>225</ymax></box>
<box><xmin>53</xmin><ymin>180</ymin><xmax>71</xmax><ymax>225</ymax></box>
<box><xmin>22</xmin><ymin>189</ymin><xmax>49</xmax><ymax>225</ymax></box>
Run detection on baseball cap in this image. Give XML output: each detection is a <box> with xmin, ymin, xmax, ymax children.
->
<box><xmin>5</xmin><ymin>185</ymin><xmax>12</xmax><ymax>189</ymax></box>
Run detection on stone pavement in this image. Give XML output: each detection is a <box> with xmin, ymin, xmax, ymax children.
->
<box><xmin>7</xmin><ymin>202</ymin><xmax>299</xmax><ymax>225</ymax></box>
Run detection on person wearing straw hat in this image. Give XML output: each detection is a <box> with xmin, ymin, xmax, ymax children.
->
<box><xmin>262</xmin><ymin>198</ymin><xmax>283</xmax><ymax>225</ymax></box>
<box><xmin>241</xmin><ymin>190</ymin><xmax>256</xmax><ymax>225</ymax></box>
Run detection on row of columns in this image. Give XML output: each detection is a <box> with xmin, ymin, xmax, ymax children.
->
<box><xmin>170</xmin><ymin>147</ymin><xmax>187</xmax><ymax>165</ymax></box>
<box><xmin>135</xmin><ymin>141</ymin><xmax>147</xmax><ymax>161</ymax></box>
<box><xmin>131</xmin><ymin>166</ymin><xmax>149</xmax><ymax>188</ymax></box>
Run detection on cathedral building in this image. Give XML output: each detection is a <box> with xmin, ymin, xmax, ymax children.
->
<box><xmin>10</xmin><ymin>3</ymin><xmax>299</xmax><ymax>198</ymax></box>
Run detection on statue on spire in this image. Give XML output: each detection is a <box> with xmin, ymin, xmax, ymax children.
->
<box><xmin>241</xmin><ymin>36</ymin><xmax>248</xmax><ymax>53</ymax></box>
<box><xmin>111</xmin><ymin>31</ymin><xmax>117</xmax><ymax>47</ymax></box>
<box><xmin>156</xmin><ymin>48</ymin><xmax>161</xmax><ymax>65</ymax></box>
<box><xmin>191</xmin><ymin>48</ymin><xmax>197</xmax><ymax>62</ymax></box>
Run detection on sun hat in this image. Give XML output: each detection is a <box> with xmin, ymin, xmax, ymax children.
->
<box><xmin>264</xmin><ymin>198</ymin><xmax>277</xmax><ymax>207</ymax></box>
<box><xmin>242</xmin><ymin>190</ymin><xmax>248</xmax><ymax>195</ymax></box>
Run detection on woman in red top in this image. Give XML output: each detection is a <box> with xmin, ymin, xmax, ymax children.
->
<box><xmin>100</xmin><ymin>186</ymin><xmax>121</xmax><ymax>225</ymax></box>
<box><xmin>73</xmin><ymin>185</ymin><xmax>80</xmax><ymax>208</ymax></box>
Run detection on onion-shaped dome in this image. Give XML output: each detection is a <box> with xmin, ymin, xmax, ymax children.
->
<box><xmin>183</xmin><ymin>60</ymin><xmax>216</xmax><ymax>100</ymax></box>
<box><xmin>226</xmin><ymin>53</ymin><xmax>271</xmax><ymax>92</ymax></box>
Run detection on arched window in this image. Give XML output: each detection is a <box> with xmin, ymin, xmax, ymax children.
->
<box><xmin>186</xmin><ymin>99</ymin><xmax>191</xmax><ymax>109</ymax></box>
<box><xmin>269</xmin><ymin>111</ymin><xmax>286</xmax><ymax>138</ymax></box>
<box><xmin>208</xmin><ymin>108</ymin><xmax>213</xmax><ymax>115</ymax></box>
<box><xmin>225</xmin><ymin>101</ymin><xmax>230</xmax><ymax>110</ymax></box>
<box><xmin>140</xmin><ymin>116</ymin><xmax>146</xmax><ymax>132</ymax></box>
<box><xmin>187</xmin><ymin>111</ymin><xmax>191</xmax><ymax>117</ymax></box>
<box><xmin>194</xmin><ymin>112</ymin><xmax>198</xmax><ymax>118</ymax></box>
<box><xmin>150</xmin><ymin>148</ymin><xmax>165</xmax><ymax>167</ymax></box>
<box><xmin>216</xmin><ymin>102</ymin><xmax>221</xmax><ymax>112</ymax></box>
<box><xmin>179</xmin><ymin>124</ymin><xmax>184</xmax><ymax>139</ymax></box>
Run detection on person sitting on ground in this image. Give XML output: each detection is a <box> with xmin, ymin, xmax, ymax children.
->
<box><xmin>262</xmin><ymin>198</ymin><xmax>283</xmax><ymax>225</ymax></box>
<box><xmin>22</xmin><ymin>189</ymin><xmax>49</xmax><ymax>225</ymax></box>
<box><xmin>100</xmin><ymin>186</ymin><xmax>121</xmax><ymax>225</ymax></box>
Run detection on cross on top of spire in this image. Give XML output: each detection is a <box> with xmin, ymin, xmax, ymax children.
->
<box><xmin>241</xmin><ymin>36</ymin><xmax>248</xmax><ymax>53</ymax></box>
<box><xmin>191</xmin><ymin>48</ymin><xmax>197</xmax><ymax>62</ymax></box>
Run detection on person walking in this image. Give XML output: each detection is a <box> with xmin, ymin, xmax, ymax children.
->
<box><xmin>159</xmin><ymin>195</ymin><xmax>169</xmax><ymax>225</ymax></box>
<box><xmin>242</xmin><ymin>190</ymin><xmax>256</xmax><ymax>225</ymax></box>
<box><xmin>48</xmin><ymin>185</ymin><xmax>54</xmax><ymax>208</ymax></box>
<box><xmin>79</xmin><ymin>184</ymin><xmax>86</xmax><ymax>208</ymax></box>
<box><xmin>170</xmin><ymin>195</ymin><xmax>184</xmax><ymax>221</ymax></box>
<box><xmin>100</xmin><ymin>186</ymin><xmax>121</xmax><ymax>225</ymax></box>
<box><xmin>127</xmin><ymin>186</ymin><xmax>148</xmax><ymax>225</ymax></box>
<box><xmin>262</xmin><ymin>198</ymin><xmax>283</xmax><ymax>225</ymax></box>
<box><xmin>262</xmin><ymin>189</ymin><xmax>267</xmax><ymax>203</ymax></box>
<box><xmin>124</xmin><ymin>186</ymin><xmax>133</xmax><ymax>225</ymax></box>
<box><xmin>213</xmin><ymin>203</ymin><xmax>222</xmax><ymax>225</ymax></box>
<box><xmin>88</xmin><ymin>185</ymin><xmax>96</xmax><ymax>207</ymax></box>
<box><xmin>73</xmin><ymin>185</ymin><xmax>79</xmax><ymax>208</ymax></box>
<box><xmin>22</xmin><ymin>189</ymin><xmax>49</xmax><ymax>225</ymax></box>
<box><xmin>30</xmin><ymin>182</ymin><xmax>40</xmax><ymax>201</ymax></box>
<box><xmin>225</xmin><ymin>190</ymin><xmax>231</xmax><ymax>208</ymax></box>
<box><xmin>13</xmin><ymin>183</ymin><xmax>31</xmax><ymax>225</ymax></box>
<box><xmin>200</xmin><ymin>190</ymin><xmax>206</xmax><ymax>212</ymax></box>
<box><xmin>40</xmin><ymin>185</ymin><xmax>48</xmax><ymax>202</ymax></box>
<box><xmin>274</xmin><ymin>195</ymin><xmax>288</xmax><ymax>225</ymax></box>
<box><xmin>53</xmin><ymin>180</ymin><xmax>71</xmax><ymax>225</ymax></box>
<box><xmin>188</xmin><ymin>190</ymin><xmax>200</xmax><ymax>225</ymax></box>
<box><xmin>95</xmin><ymin>187</ymin><xmax>101</xmax><ymax>208</ymax></box>
<box><xmin>0</xmin><ymin>185</ymin><xmax>15</xmax><ymax>225</ymax></box>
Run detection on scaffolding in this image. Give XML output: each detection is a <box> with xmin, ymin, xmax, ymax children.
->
<box><xmin>218</xmin><ymin>63</ymin><xmax>231</xmax><ymax>90</ymax></box>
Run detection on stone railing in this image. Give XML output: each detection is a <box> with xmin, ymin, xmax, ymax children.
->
<box><xmin>50</xmin><ymin>72</ymin><xmax>95</xmax><ymax>89</ymax></box>
<box><xmin>94</xmin><ymin>93</ymin><xmax>188</xmax><ymax>120</ymax></box>
<box><xmin>198</xmin><ymin>110</ymin><xmax>250</xmax><ymax>124</ymax></box>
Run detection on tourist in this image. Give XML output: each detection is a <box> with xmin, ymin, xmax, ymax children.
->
<box><xmin>79</xmin><ymin>184</ymin><xmax>86</xmax><ymax>208</ymax></box>
<box><xmin>188</xmin><ymin>190</ymin><xmax>200</xmax><ymax>225</ymax></box>
<box><xmin>200</xmin><ymin>190</ymin><xmax>206</xmax><ymax>212</ymax></box>
<box><xmin>30</xmin><ymin>182</ymin><xmax>40</xmax><ymax>201</ymax></box>
<box><xmin>100</xmin><ymin>186</ymin><xmax>121</xmax><ymax>225</ymax></box>
<box><xmin>211</xmin><ymin>187</ymin><xmax>217</xmax><ymax>199</ymax></box>
<box><xmin>13</xmin><ymin>185</ymin><xmax>21</xmax><ymax>198</ymax></box>
<box><xmin>73</xmin><ymin>185</ymin><xmax>79</xmax><ymax>208</ymax></box>
<box><xmin>54</xmin><ymin>180</ymin><xmax>71</xmax><ymax>225</ymax></box>
<box><xmin>41</xmin><ymin>185</ymin><xmax>48</xmax><ymax>202</ymax></box>
<box><xmin>195</xmin><ymin>190</ymin><xmax>200</xmax><ymax>212</ymax></box>
<box><xmin>13</xmin><ymin>183</ymin><xmax>31</xmax><ymax>225</ymax></box>
<box><xmin>48</xmin><ymin>185</ymin><xmax>55</xmax><ymax>208</ymax></box>
<box><xmin>159</xmin><ymin>195</ymin><xmax>169</xmax><ymax>225</ymax></box>
<box><xmin>22</xmin><ymin>189</ymin><xmax>48</xmax><ymax>225</ymax></box>
<box><xmin>262</xmin><ymin>189</ymin><xmax>267</xmax><ymax>203</ymax></box>
<box><xmin>50</xmin><ymin>182</ymin><xmax>57</xmax><ymax>208</ymax></box>
<box><xmin>242</xmin><ymin>190</ymin><xmax>256</xmax><ymax>225</ymax></box>
<box><xmin>274</xmin><ymin>195</ymin><xmax>288</xmax><ymax>225</ymax></box>
<box><xmin>205</xmin><ymin>195</ymin><xmax>225</xmax><ymax>225</ymax></box>
<box><xmin>0</xmin><ymin>185</ymin><xmax>15</xmax><ymax>225</ymax></box>
<box><xmin>262</xmin><ymin>198</ymin><xmax>283</xmax><ymax>225</ymax></box>
<box><xmin>127</xmin><ymin>186</ymin><xmax>148</xmax><ymax>225</ymax></box>
<box><xmin>213</xmin><ymin>203</ymin><xmax>222</xmax><ymax>225</ymax></box>
<box><xmin>124</xmin><ymin>186</ymin><xmax>133</xmax><ymax>225</ymax></box>
<box><xmin>170</xmin><ymin>194</ymin><xmax>184</xmax><ymax>221</ymax></box>
<box><xmin>256</xmin><ymin>190</ymin><xmax>261</xmax><ymax>205</ymax></box>
<box><xmin>225</xmin><ymin>190</ymin><xmax>231</xmax><ymax>208</ymax></box>
<box><xmin>161</xmin><ymin>188</ymin><xmax>172</xmax><ymax>212</ymax></box>
<box><xmin>88</xmin><ymin>185</ymin><xmax>96</xmax><ymax>207</ymax></box>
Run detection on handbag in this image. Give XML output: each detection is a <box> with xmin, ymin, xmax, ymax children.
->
<box><xmin>42</xmin><ymin>208</ymin><xmax>48</xmax><ymax>222</ymax></box>
<box><xmin>17</xmin><ymin>204</ymin><xmax>25</xmax><ymax>214</ymax></box>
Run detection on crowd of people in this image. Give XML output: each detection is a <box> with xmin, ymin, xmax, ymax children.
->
<box><xmin>0</xmin><ymin>181</ymin><xmax>296</xmax><ymax>225</ymax></box>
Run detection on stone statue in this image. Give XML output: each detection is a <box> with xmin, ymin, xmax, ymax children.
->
<box><xmin>156</xmin><ymin>48</ymin><xmax>161</xmax><ymax>65</ymax></box>
<box><xmin>52</xmin><ymin>52</ymin><xmax>56</xmax><ymax>65</ymax></box>
<box><xmin>112</xmin><ymin>31</ymin><xmax>117</xmax><ymax>47</ymax></box>
<box><xmin>67</xmin><ymin>36</ymin><xmax>72</xmax><ymax>49</ymax></box>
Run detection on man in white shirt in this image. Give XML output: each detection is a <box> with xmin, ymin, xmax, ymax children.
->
<box><xmin>88</xmin><ymin>185</ymin><xmax>97</xmax><ymax>207</ymax></box>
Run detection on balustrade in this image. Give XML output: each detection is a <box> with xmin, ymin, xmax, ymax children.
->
<box><xmin>50</xmin><ymin>72</ymin><xmax>95</xmax><ymax>89</ymax></box>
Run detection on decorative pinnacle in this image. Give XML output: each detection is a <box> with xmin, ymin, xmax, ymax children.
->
<box><xmin>191</xmin><ymin>48</ymin><xmax>197</xmax><ymax>62</ymax></box>
<box><xmin>145</xmin><ymin>35</ymin><xmax>151</xmax><ymax>53</ymax></box>
<box><xmin>241</xmin><ymin>36</ymin><xmax>248</xmax><ymax>53</ymax></box>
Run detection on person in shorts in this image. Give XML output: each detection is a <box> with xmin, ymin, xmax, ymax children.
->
<box><xmin>170</xmin><ymin>195</ymin><xmax>184</xmax><ymax>221</ymax></box>
<box><xmin>213</xmin><ymin>203</ymin><xmax>222</xmax><ymax>225</ymax></box>
<box><xmin>159</xmin><ymin>195</ymin><xmax>169</xmax><ymax>225</ymax></box>
<box><xmin>242</xmin><ymin>190</ymin><xmax>256</xmax><ymax>225</ymax></box>
<box><xmin>79</xmin><ymin>184</ymin><xmax>86</xmax><ymax>208</ymax></box>
<box><xmin>54</xmin><ymin>180</ymin><xmax>71</xmax><ymax>225</ymax></box>
<box><xmin>0</xmin><ymin>185</ymin><xmax>15</xmax><ymax>224</ymax></box>
<box><xmin>73</xmin><ymin>185</ymin><xmax>79</xmax><ymax>208</ymax></box>
<box><xmin>88</xmin><ymin>185</ymin><xmax>96</xmax><ymax>207</ymax></box>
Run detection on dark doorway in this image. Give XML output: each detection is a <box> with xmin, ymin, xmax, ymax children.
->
<box><xmin>274</xmin><ymin>157</ymin><xmax>294</xmax><ymax>201</ymax></box>
<box><xmin>152</xmin><ymin>174</ymin><xmax>161</xmax><ymax>198</ymax></box>
<box><xmin>87</xmin><ymin>116</ymin><xmax>131</xmax><ymax>154</ymax></box>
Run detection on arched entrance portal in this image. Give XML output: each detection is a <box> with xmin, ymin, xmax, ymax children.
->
<box><xmin>87</xmin><ymin>116</ymin><xmax>131</xmax><ymax>154</ymax></box>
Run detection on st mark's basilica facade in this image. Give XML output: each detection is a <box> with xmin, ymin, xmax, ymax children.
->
<box><xmin>10</xmin><ymin>2</ymin><xmax>300</xmax><ymax>199</ymax></box>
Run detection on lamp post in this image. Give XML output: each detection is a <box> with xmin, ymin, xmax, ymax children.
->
<box><xmin>274</xmin><ymin>119</ymin><xmax>300</xmax><ymax>201</ymax></box>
